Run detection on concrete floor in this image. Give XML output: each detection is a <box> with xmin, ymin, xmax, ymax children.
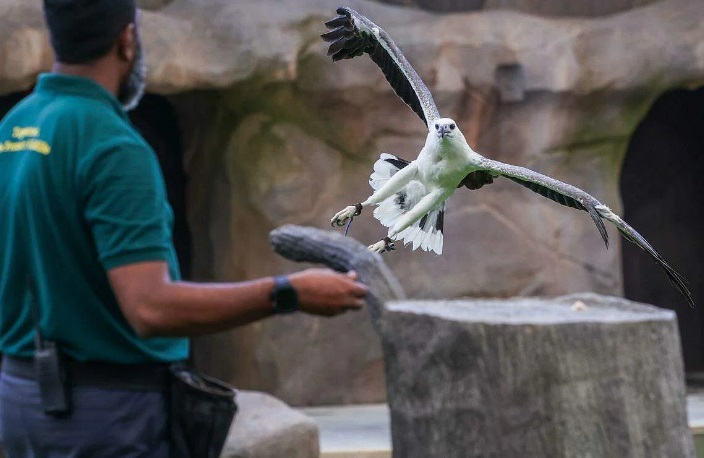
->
<box><xmin>301</xmin><ymin>404</ymin><xmax>391</xmax><ymax>458</ymax></box>
<box><xmin>689</xmin><ymin>393</ymin><xmax>704</xmax><ymax>458</ymax></box>
<box><xmin>302</xmin><ymin>393</ymin><xmax>704</xmax><ymax>458</ymax></box>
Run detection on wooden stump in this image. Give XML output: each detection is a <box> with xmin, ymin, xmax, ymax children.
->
<box><xmin>383</xmin><ymin>294</ymin><xmax>694</xmax><ymax>458</ymax></box>
<box><xmin>270</xmin><ymin>226</ymin><xmax>694</xmax><ymax>458</ymax></box>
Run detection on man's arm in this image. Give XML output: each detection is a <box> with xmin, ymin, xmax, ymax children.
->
<box><xmin>108</xmin><ymin>261</ymin><xmax>367</xmax><ymax>338</ymax></box>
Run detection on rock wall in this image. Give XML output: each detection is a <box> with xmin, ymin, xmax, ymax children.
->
<box><xmin>1</xmin><ymin>0</ymin><xmax>703</xmax><ymax>406</ymax></box>
<box><xmin>369</xmin><ymin>0</ymin><xmax>659</xmax><ymax>16</ymax></box>
<box><xmin>368</xmin><ymin>0</ymin><xmax>657</xmax><ymax>17</ymax></box>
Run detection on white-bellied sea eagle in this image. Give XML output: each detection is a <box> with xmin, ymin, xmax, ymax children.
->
<box><xmin>322</xmin><ymin>6</ymin><xmax>694</xmax><ymax>307</ymax></box>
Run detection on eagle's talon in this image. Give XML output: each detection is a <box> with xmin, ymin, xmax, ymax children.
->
<box><xmin>331</xmin><ymin>205</ymin><xmax>360</xmax><ymax>228</ymax></box>
<box><xmin>384</xmin><ymin>237</ymin><xmax>396</xmax><ymax>251</ymax></box>
<box><xmin>368</xmin><ymin>240</ymin><xmax>386</xmax><ymax>253</ymax></box>
<box><xmin>368</xmin><ymin>237</ymin><xmax>396</xmax><ymax>254</ymax></box>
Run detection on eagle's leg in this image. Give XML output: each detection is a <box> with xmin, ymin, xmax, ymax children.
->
<box><xmin>331</xmin><ymin>203</ymin><xmax>363</xmax><ymax>227</ymax></box>
<box><xmin>331</xmin><ymin>163</ymin><xmax>419</xmax><ymax>227</ymax></box>
<box><xmin>389</xmin><ymin>189</ymin><xmax>450</xmax><ymax>238</ymax></box>
<box><xmin>369</xmin><ymin>237</ymin><xmax>395</xmax><ymax>254</ymax></box>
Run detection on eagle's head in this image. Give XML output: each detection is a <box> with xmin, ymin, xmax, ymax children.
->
<box><xmin>431</xmin><ymin>118</ymin><xmax>460</xmax><ymax>141</ymax></box>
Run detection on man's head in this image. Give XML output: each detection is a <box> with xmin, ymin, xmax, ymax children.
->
<box><xmin>43</xmin><ymin>0</ymin><xmax>146</xmax><ymax>110</ymax></box>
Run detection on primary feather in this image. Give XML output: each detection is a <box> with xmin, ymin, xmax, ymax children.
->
<box><xmin>322</xmin><ymin>7</ymin><xmax>439</xmax><ymax>126</ymax></box>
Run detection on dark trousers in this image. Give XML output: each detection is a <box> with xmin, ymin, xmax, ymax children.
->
<box><xmin>0</xmin><ymin>371</ymin><xmax>170</xmax><ymax>458</ymax></box>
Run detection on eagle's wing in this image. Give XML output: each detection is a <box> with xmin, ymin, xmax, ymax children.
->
<box><xmin>321</xmin><ymin>7</ymin><xmax>440</xmax><ymax>127</ymax></box>
<box><xmin>475</xmin><ymin>157</ymin><xmax>694</xmax><ymax>307</ymax></box>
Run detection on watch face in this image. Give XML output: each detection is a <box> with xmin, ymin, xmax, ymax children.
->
<box><xmin>273</xmin><ymin>277</ymin><xmax>299</xmax><ymax>313</ymax></box>
<box><xmin>276</xmin><ymin>288</ymin><xmax>298</xmax><ymax>312</ymax></box>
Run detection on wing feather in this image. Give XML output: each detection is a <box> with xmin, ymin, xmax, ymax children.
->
<box><xmin>477</xmin><ymin>157</ymin><xmax>694</xmax><ymax>307</ymax></box>
<box><xmin>479</xmin><ymin>158</ymin><xmax>608</xmax><ymax>247</ymax></box>
<box><xmin>321</xmin><ymin>7</ymin><xmax>440</xmax><ymax>127</ymax></box>
<box><xmin>597</xmin><ymin>205</ymin><xmax>694</xmax><ymax>308</ymax></box>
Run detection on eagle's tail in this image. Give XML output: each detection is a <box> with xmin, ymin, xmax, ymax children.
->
<box><xmin>369</xmin><ymin>153</ymin><xmax>445</xmax><ymax>254</ymax></box>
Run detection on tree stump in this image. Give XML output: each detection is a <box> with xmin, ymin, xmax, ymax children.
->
<box><xmin>270</xmin><ymin>226</ymin><xmax>694</xmax><ymax>458</ymax></box>
<box><xmin>383</xmin><ymin>294</ymin><xmax>694</xmax><ymax>458</ymax></box>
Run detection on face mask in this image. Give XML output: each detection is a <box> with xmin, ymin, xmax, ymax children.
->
<box><xmin>118</xmin><ymin>27</ymin><xmax>146</xmax><ymax>112</ymax></box>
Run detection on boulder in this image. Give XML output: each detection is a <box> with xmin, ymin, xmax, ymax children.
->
<box><xmin>222</xmin><ymin>390</ymin><xmax>319</xmax><ymax>458</ymax></box>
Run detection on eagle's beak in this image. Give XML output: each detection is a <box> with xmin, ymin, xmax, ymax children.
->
<box><xmin>439</xmin><ymin>125</ymin><xmax>450</xmax><ymax>138</ymax></box>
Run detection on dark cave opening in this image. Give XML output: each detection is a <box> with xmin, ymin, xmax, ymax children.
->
<box><xmin>621</xmin><ymin>87</ymin><xmax>704</xmax><ymax>373</ymax></box>
<box><xmin>129</xmin><ymin>94</ymin><xmax>192</xmax><ymax>280</ymax></box>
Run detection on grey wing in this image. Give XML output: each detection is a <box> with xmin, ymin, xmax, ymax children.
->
<box><xmin>321</xmin><ymin>7</ymin><xmax>440</xmax><ymax>127</ymax></box>
<box><xmin>479</xmin><ymin>158</ymin><xmax>609</xmax><ymax>245</ymax></box>
<box><xmin>477</xmin><ymin>158</ymin><xmax>694</xmax><ymax>308</ymax></box>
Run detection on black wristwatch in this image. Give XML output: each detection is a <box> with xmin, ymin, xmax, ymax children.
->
<box><xmin>271</xmin><ymin>275</ymin><xmax>299</xmax><ymax>314</ymax></box>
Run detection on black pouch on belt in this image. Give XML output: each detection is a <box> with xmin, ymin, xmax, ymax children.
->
<box><xmin>169</xmin><ymin>365</ymin><xmax>238</xmax><ymax>458</ymax></box>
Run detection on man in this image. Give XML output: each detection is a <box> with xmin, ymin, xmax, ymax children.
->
<box><xmin>0</xmin><ymin>1</ymin><xmax>367</xmax><ymax>456</ymax></box>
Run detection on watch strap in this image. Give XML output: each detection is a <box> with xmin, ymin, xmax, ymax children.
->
<box><xmin>271</xmin><ymin>275</ymin><xmax>299</xmax><ymax>314</ymax></box>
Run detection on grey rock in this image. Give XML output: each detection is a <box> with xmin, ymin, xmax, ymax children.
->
<box><xmin>136</xmin><ymin>0</ymin><xmax>174</xmax><ymax>10</ymax></box>
<box><xmin>368</xmin><ymin>0</ymin><xmax>659</xmax><ymax>16</ymax></box>
<box><xmin>222</xmin><ymin>390</ymin><xmax>319</xmax><ymax>458</ymax></box>
<box><xmin>382</xmin><ymin>293</ymin><xmax>694</xmax><ymax>458</ymax></box>
<box><xmin>1</xmin><ymin>0</ymin><xmax>703</xmax><ymax>96</ymax></box>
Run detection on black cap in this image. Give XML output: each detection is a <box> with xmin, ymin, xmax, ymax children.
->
<box><xmin>43</xmin><ymin>0</ymin><xmax>137</xmax><ymax>64</ymax></box>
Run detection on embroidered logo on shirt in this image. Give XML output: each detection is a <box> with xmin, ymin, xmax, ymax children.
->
<box><xmin>0</xmin><ymin>126</ymin><xmax>51</xmax><ymax>155</ymax></box>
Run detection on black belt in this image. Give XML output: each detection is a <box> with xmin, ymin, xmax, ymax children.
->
<box><xmin>1</xmin><ymin>355</ymin><xmax>173</xmax><ymax>392</ymax></box>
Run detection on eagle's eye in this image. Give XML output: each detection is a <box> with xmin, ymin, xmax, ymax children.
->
<box><xmin>450</xmin><ymin>123</ymin><xmax>456</xmax><ymax>130</ymax></box>
<box><xmin>435</xmin><ymin>124</ymin><xmax>439</xmax><ymax>130</ymax></box>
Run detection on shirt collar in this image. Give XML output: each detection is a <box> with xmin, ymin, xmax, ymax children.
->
<box><xmin>34</xmin><ymin>73</ymin><xmax>128</xmax><ymax>120</ymax></box>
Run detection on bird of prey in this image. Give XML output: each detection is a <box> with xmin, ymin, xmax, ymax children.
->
<box><xmin>321</xmin><ymin>7</ymin><xmax>694</xmax><ymax>307</ymax></box>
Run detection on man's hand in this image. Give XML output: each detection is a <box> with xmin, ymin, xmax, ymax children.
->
<box><xmin>288</xmin><ymin>268</ymin><xmax>367</xmax><ymax>316</ymax></box>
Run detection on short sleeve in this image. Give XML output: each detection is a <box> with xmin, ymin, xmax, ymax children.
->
<box><xmin>78</xmin><ymin>140</ymin><xmax>174</xmax><ymax>271</ymax></box>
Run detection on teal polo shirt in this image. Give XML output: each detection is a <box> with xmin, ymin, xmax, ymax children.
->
<box><xmin>0</xmin><ymin>74</ymin><xmax>189</xmax><ymax>363</ymax></box>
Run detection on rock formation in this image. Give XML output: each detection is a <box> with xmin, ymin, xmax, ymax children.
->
<box><xmin>0</xmin><ymin>0</ymin><xmax>702</xmax><ymax>405</ymax></box>
<box><xmin>368</xmin><ymin>0</ymin><xmax>658</xmax><ymax>16</ymax></box>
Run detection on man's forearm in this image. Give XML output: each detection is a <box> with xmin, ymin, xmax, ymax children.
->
<box><xmin>137</xmin><ymin>278</ymin><xmax>277</xmax><ymax>337</ymax></box>
<box><xmin>109</xmin><ymin>261</ymin><xmax>366</xmax><ymax>338</ymax></box>
<box><xmin>109</xmin><ymin>261</ymin><xmax>277</xmax><ymax>337</ymax></box>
